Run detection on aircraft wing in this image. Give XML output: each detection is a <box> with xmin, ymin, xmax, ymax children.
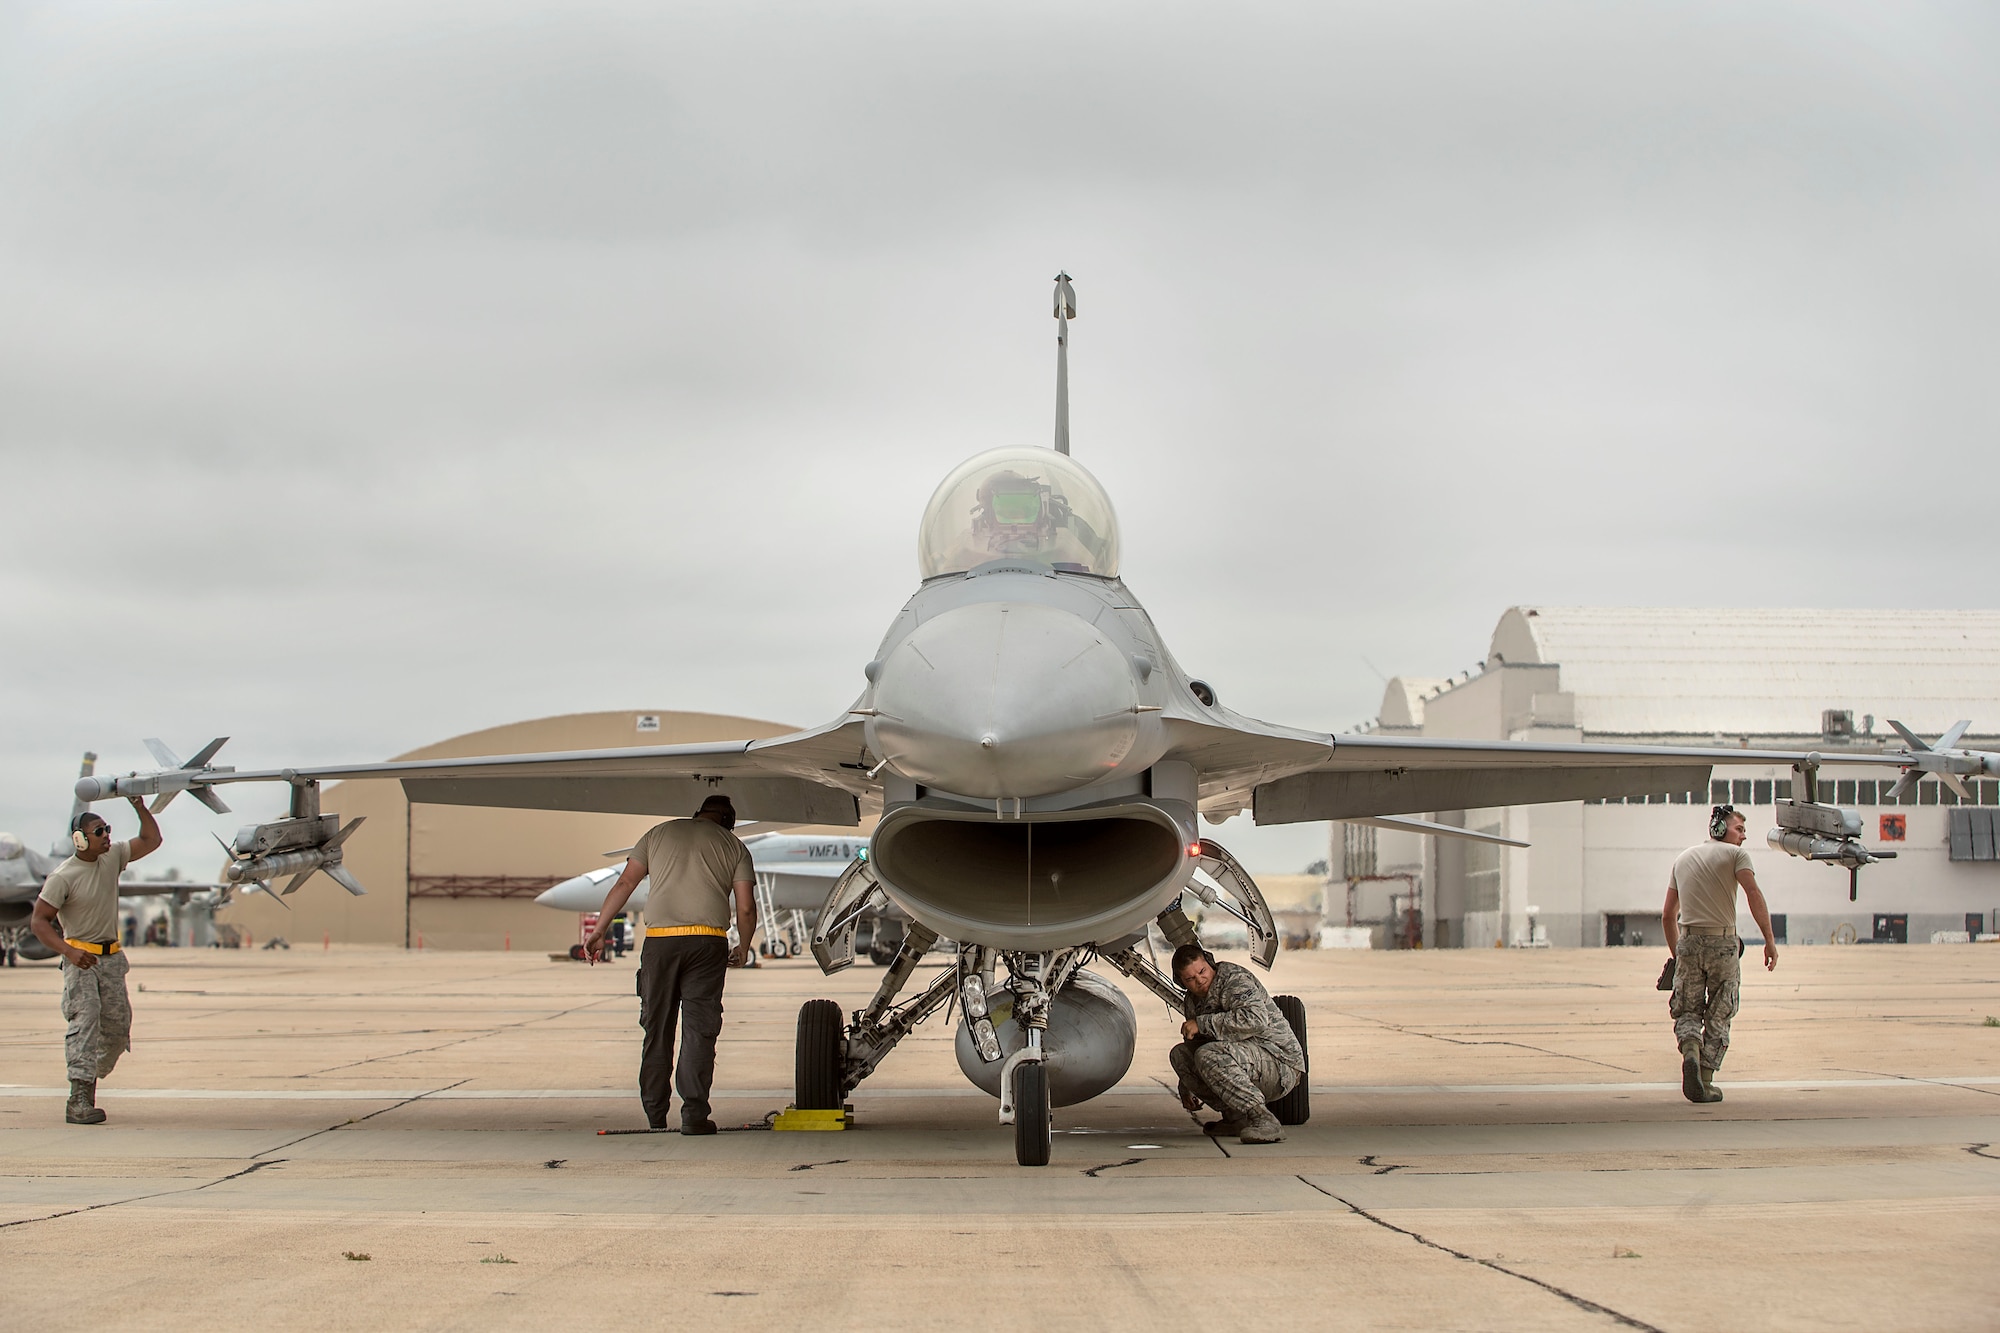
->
<box><xmin>117</xmin><ymin>880</ymin><xmax>230</xmax><ymax>896</ymax></box>
<box><xmin>1166</xmin><ymin>712</ymin><xmax>1998</xmax><ymax>824</ymax></box>
<box><xmin>88</xmin><ymin>720</ymin><xmax>878</xmax><ymax>826</ymax></box>
<box><xmin>757</xmin><ymin>861</ymin><xmax>853</xmax><ymax>879</ymax></box>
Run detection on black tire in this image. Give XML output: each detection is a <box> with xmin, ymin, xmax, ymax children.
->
<box><xmin>1013</xmin><ymin>1061</ymin><xmax>1052</xmax><ymax>1166</ymax></box>
<box><xmin>796</xmin><ymin>999</ymin><xmax>845</xmax><ymax>1111</ymax></box>
<box><xmin>1268</xmin><ymin>994</ymin><xmax>1311</xmax><ymax>1126</ymax></box>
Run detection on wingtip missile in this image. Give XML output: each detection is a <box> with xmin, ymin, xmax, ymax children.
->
<box><xmin>1883</xmin><ymin>719</ymin><xmax>1997</xmax><ymax>795</ymax></box>
<box><xmin>81</xmin><ymin>738</ymin><xmax>233</xmax><ymax>810</ymax></box>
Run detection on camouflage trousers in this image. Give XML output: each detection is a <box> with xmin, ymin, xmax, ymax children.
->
<box><xmin>1669</xmin><ymin>934</ymin><xmax>1740</xmax><ymax>1072</ymax></box>
<box><xmin>1170</xmin><ymin>1039</ymin><xmax>1298</xmax><ymax>1117</ymax></box>
<box><xmin>60</xmin><ymin>951</ymin><xmax>131</xmax><ymax>1083</ymax></box>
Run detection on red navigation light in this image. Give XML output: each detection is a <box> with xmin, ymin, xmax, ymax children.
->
<box><xmin>1187</xmin><ymin>841</ymin><xmax>1203</xmax><ymax>858</ymax></box>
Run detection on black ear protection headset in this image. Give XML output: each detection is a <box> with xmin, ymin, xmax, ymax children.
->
<box><xmin>1709</xmin><ymin>804</ymin><xmax>1737</xmax><ymax>841</ymax></box>
<box><xmin>1171</xmin><ymin>944</ymin><xmax>1218</xmax><ymax>983</ymax></box>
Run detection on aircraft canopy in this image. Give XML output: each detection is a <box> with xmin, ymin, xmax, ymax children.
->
<box><xmin>917</xmin><ymin>447</ymin><xmax>1121</xmax><ymax>579</ymax></box>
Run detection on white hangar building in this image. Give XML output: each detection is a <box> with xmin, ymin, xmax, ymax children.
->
<box><xmin>1331</xmin><ymin>608</ymin><xmax>2000</xmax><ymax>950</ymax></box>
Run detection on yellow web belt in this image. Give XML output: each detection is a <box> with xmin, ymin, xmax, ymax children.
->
<box><xmin>65</xmin><ymin>938</ymin><xmax>121</xmax><ymax>955</ymax></box>
<box><xmin>645</xmin><ymin>925</ymin><xmax>728</xmax><ymax>938</ymax></box>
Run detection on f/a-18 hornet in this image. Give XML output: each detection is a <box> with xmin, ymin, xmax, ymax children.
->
<box><xmin>79</xmin><ymin>275</ymin><xmax>1998</xmax><ymax>1163</ymax></box>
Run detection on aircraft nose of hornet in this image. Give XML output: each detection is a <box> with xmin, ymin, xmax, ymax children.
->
<box><xmin>535</xmin><ymin>874</ymin><xmax>596</xmax><ymax>911</ymax></box>
<box><xmin>868</xmin><ymin>601</ymin><xmax>1142</xmax><ymax>799</ymax></box>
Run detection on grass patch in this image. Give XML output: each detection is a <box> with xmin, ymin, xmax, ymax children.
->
<box><xmin>343</xmin><ymin>1252</ymin><xmax>371</xmax><ymax>1262</ymax></box>
<box><xmin>1613</xmin><ymin>1247</ymin><xmax>1641</xmax><ymax>1259</ymax></box>
<box><xmin>1984</xmin><ymin>1016</ymin><xmax>1999</xmax><ymax>1027</ymax></box>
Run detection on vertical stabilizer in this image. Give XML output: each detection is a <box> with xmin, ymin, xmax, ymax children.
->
<box><xmin>1053</xmin><ymin>272</ymin><xmax>1076</xmax><ymax>454</ymax></box>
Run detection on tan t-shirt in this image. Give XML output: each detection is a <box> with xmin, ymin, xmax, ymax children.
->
<box><xmin>632</xmin><ymin>818</ymin><xmax>753</xmax><ymax>930</ymax></box>
<box><xmin>37</xmin><ymin>841</ymin><xmax>132</xmax><ymax>943</ymax></box>
<box><xmin>1670</xmin><ymin>840</ymin><xmax>1754</xmax><ymax>932</ymax></box>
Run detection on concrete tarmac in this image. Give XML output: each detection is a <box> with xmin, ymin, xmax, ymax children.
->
<box><xmin>4</xmin><ymin>942</ymin><xmax>1999</xmax><ymax>1330</ymax></box>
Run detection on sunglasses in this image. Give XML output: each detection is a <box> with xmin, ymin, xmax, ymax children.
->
<box><xmin>82</xmin><ymin>825</ymin><xmax>110</xmax><ymax>838</ymax></box>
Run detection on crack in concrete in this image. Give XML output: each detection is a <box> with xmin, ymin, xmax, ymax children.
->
<box><xmin>1294</xmin><ymin>1176</ymin><xmax>1665</xmax><ymax>1332</ymax></box>
<box><xmin>1831</xmin><ymin>1066</ymin><xmax>2000</xmax><ymax>1098</ymax></box>
<box><xmin>302</xmin><ymin>998</ymin><xmax>619</xmax><ymax>1077</ymax></box>
<box><xmin>255</xmin><ymin>1079</ymin><xmax>472</xmax><ymax>1156</ymax></box>
<box><xmin>1083</xmin><ymin>1157</ymin><xmax>1145</xmax><ymax>1177</ymax></box>
<box><xmin>1965</xmin><ymin>1143</ymin><xmax>2000</xmax><ymax>1161</ymax></box>
<box><xmin>787</xmin><ymin>1160</ymin><xmax>850</xmax><ymax>1172</ymax></box>
<box><xmin>0</xmin><ymin>1157</ymin><xmax>284</xmax><ymax>1232</ymax></box>
<box><xmin>1325</xmin><ymin>1008</ymin><xmax>1637</xmax><ymax>1073</ymax></box>
<box><xmin>1152</xmin><ymin>1075</ymin><xmax>1230</xmax><ymax>1158</ymax></box>
<box><xmin>1358</xmin><ymin>1154</ymin><xmax>1407</xmax><ymax>1175</ymax></box>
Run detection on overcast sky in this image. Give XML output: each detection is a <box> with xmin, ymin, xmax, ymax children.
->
<box><xmin>3</xmin><ymin>0</ymin><xmax>1995</xmax><ymax>874</ymax></box>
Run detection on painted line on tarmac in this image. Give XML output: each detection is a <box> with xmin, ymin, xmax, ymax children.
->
<box><xmin>3</xmin><ymin>1077</ymin><xmax>1999</xmax><ymax>1101</ymax></box>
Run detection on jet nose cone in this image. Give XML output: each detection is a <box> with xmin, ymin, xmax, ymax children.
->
<box><xmin>535</xmin><ymin>874</ymin><xmax>593</xmax><ymax>909</ymax></box>
<box><xmin>869</xmin><ymin>601</ymin><xmax>1142</xmax><ymax>799</ymax></box>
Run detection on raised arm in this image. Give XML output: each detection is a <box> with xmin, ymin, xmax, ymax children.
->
<box><xmin>126</xmin><ymin>796</ymin><xmax>162</xmax><ymax>862</ymax></box>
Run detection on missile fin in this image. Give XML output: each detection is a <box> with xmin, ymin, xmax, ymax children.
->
<box><xmin>325</xmin><ymin>865</ymin><xmax>368</xmax><ymax>896</ymax></box>
<box><xmin>1886</xmin><ymin>771</ymin><xmax>1919</xmax><ymax>803</ymax></box>
<box><xmin>282</xmin><ymin>871</ymin><xmax>314</xmax><ymax>896</ymax></box>
<box><xmin>1943</xmin><ymin>772</ymin><xmax>1973</xmax><ymax>802</ymax></box>
<box><xmin>143</xmin><ymin>738</ymin><xmax>182</xmax><ymax>769</ymax></box>
<box><xmin>324</xmin><ymin>816</ymin><xmax>366</xmax><ymax>850</ymax></box>
<box><xmin>1886</xmin><ymin>719</ymin><xmax>1929</xmax><ymax>752</ymax></box>
<box><xmin>149</xmin><ymin>790</ymin><xmax>178</xmax><ymax>814</ymax></box>
<box><xmin>189</xmin><ymin>785</ymin><xmax>231</xmax><ymax>815</ymax></box>
<box><xmin>185</xmin><ymin>737</ymin><xmax>229</xmax><ymax>769</ymax></box>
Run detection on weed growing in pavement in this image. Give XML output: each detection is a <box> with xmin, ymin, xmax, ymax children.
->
<box><xmin>343</xmin><ymin>1252</ymin><xmax>371</xmax><ymax>1262</ymax></box>
<box><xmin>481</xmin><ymin>1255</ymin><xmax>517</xmax><ymax>1264</ymax></box>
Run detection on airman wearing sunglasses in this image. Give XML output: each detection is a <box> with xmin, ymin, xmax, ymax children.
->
<box><xmin>32</xmin><ymin>797</ymin><xmax>162</xmax><ymax>1124</ymax></box>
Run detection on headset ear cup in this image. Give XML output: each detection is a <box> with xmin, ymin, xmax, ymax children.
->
<box><xmin>72</xmin><ymin>830</ymin><xmax>88</xmax><ymax>852</ymax></box>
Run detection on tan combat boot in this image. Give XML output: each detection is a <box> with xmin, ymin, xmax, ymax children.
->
<box><xmin>1699</xmin><ymin>1067</ymin><xmax>1724</xmax><ymax>1103</ymax></box>
<box><xmin>1237</xmin><ymin>1107</ymin><xmax>1285</xmax><ymax>1144</ymax></box>
<box><xmin>66</xmin><ymin>1079</ymin><xmax>106</xmax><ymax>1125</ymax></box>
<box><xmin>1679</xmin><ymin>1038</ymin><xmax>1705</xmax><ymax>1104</ymax></box>
<box><xmin>1202</xmin><ymin>1114</ymin><xmax>1246</xmax><ymax>1137</ymax></box>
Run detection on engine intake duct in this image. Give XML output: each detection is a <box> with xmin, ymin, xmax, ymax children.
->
<box><xmin>871</xmin><ymin>801</ymin><xmax>1187</xmax><ymax>951</ymax></box>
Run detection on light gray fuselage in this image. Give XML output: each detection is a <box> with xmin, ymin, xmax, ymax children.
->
<box><xmin>860</xmin><ymin>562</ymin><xmax>1204</xmax><ymax>952</ymax></box>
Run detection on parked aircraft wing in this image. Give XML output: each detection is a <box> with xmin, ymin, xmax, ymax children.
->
<box><xmin>79</xmin><ymin>726</ymin><xmax>876</xmax><ymax>827</ymax></box>
<box><xmin>1167</xmin><ymin>717</ymin><xmax>2000</xmax><ymax>824</ymax></box>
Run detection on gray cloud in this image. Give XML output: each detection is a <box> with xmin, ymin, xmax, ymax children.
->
<box><xmin>3</xmin><ymin>0</ymin><xmax>1995</xmax><ymax>871</ymax></box>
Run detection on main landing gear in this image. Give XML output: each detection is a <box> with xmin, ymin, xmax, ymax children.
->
<box><xmin>795</xmin><ymin>839</ymin><xmax>1308</xmax><ymax>1165</ymax></box>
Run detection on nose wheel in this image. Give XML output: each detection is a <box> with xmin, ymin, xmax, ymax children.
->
<box><xmin>795</xmin><ymin>999</ymin><xmax>846</xmax><ymax>1110</ymax></box>
<box><xmin>1012</xmin><ymin>1061</ymin><xmax>1051</xmax><ymax>1166</ymax></box>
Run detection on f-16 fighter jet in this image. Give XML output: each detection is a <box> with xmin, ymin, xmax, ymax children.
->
<box><xmin>80</xmin><ymin>276</ymin><xmax>1998</xmax><ymax>1163</ymax></box>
